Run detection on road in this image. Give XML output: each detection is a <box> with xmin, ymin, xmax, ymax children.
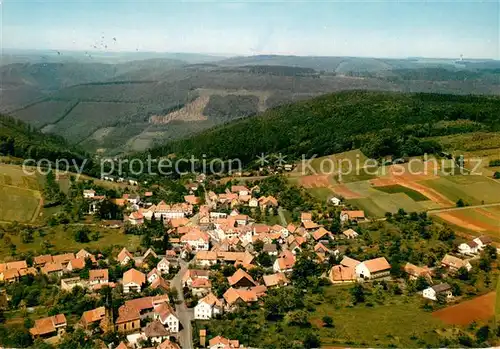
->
<box><xmin>171</xmin><ymin>259</ymin><xmax>194</xmax><ymax>349</ymax></box>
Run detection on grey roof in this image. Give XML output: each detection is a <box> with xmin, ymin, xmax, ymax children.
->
<box><xmin>431</xmin><ymin>283</ymin><xmax>451</xmax><ymax>293</ymax></box>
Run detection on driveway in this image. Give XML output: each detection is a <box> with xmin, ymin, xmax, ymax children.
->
<box><xmin>171</xmin><ymin>259</ymin><xmax>194</xmax><ymax>349</ymax></box>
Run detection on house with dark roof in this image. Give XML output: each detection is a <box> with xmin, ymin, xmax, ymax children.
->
<box><xmin>423</xmin><ymin>283</ymin><xmax>453</xmax><ymax>301</ymax></box>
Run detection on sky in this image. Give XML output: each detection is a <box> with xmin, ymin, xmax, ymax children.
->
<box><xmin>1</xmin><ymin>0</ymin><xmax>499</xmax><ymax>59</ymax></box>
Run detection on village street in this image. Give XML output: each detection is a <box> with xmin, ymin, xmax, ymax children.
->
<box><xmin>171</xmin><ymin>259</ymin><xmax>194</xmax><ymax>349</ymax></box>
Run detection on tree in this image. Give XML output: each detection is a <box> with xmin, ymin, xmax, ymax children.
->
<box><xmin>291</xmin><ymin>252</ymin><xmax>322</xmax><ymax>288</ymax></box>
<box><xmin>456</xmin><ymin>266</ymin><xmax>469</xmax><ymax>281</ymax></box>
<box><xmin>302</xmin><ymin>332</ymin><xmax>320</xmax><ymax>349</ymax></box>
<box><xmin>493</xmin><ymin>171</ymin><xmax>500</xmax><ymax>179</ymax></box>
<box><xmin>350</xmin><ymin>284</ymin><xmax>365</xmax><ymax>304</ymax></box>
<box><xmin>476</xmin><ymin>325</ymin><xmax>489</xmax><ymax>343</ymax></box>
<box><xmin>415</xmin><ymin>276</ymin><xmax>429</xmax><ymax>291</ymax></box>
<box><xmin>285</xmin><ymin>309</ymin><xmax>310</xmax><ymax>327</ymax></box>
<box><xmin>456</xmin><ymin>198</ymin><xmax>465</xmax><ymax>207</ymax></box>
<box><xmin>322</xmin><ymin>315</ymin><xmax>334</xmax><ymax>327</ymax></box>
<box><xmin>74</xmin><ymin>227</ymin><xmax>90</xmax><ymax>243</ymax></box>
<box><xmin>253</xmin><ymin>240</ymin><xmax>264</xmax><ymax>253</ymax></box>
<box><xmin>257</xmin><ymin>252</ymin><xmax>273</xmax><ymax>267</ymax></box>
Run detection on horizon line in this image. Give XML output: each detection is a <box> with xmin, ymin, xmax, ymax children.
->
<box><xmin>1</xmin><ymin>48</ymin><xmax>498</xmax><ymax>62</ymax></box>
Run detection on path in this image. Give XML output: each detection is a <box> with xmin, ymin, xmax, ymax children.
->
<box><xmin>277</xmin><ymin>207</ymin><xmax>287</xmax><ymax>226</ymax></box>
<box><xmin>171</xmin><ymin>259</ymin><xmax>194</xmax><ymax>349</ymax></box>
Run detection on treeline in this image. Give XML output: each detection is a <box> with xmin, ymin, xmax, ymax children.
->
<box><xmin>146</xmin><ymin>91</ymin><xmax>500</xmax><ymax>164</ymax></box>
<box><xmin>246</xmin><ymin>65</ymin><xmax>319</xmax><ymax>77</ymax></box>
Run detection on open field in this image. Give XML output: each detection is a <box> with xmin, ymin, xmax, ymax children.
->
<box><xmin>311</xmin><ymin>286</ymin><xmax>444</xmax><ymax>347</ymax></box>
<box><xmin>291</xmin><ymin>150</ymin><xmax>500</xmax><ymax>228</ymax></box>
<box><xmin>432</xmin><ymin>206</ymin><xmax>500</xmax><ymax>238</ymax></box>
<box><xmin>423</xmin><ymin>176</ymin><xmax>500</xmax><ymax>206</ymax></box>
<box><xmin>373</xmin><ymin>184</ymin><xmax>430</xmax><ymax>201</ymax></box>
<box><xmin>0</xmin><ymin>225</ymin><xmax>140</xmax><ymax>260</ymax></box>
<box><xmin>307</xmin><ymin>187</ymin><xmax>334</xmax><ymax>202</ymax></box>
<box><xmin>293</xmin><ymin>149</ymin><xmax>370</xmax><ymax>176</ymax></box>
<box><xmin>0</xmin><ymin>164</ymin><xmax>43</xmax><ymax>222</ymax></box>
<box><xmin>432</xmin><ymin>292</ymin><xmax>496</xmax><ymax>325</ymax></box>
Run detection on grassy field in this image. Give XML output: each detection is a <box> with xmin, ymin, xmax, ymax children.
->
<box><xmin>423</xmin><ymin>176</ymin><xmax>500</xmax><ymax>205</ymax></box>
<box><xmin>0</xmin><ymin>164</ymin><xmax>43</xmax><ymax>223</ymax></box>
<box><xmin>311</xmin><ymin>286</ymin><xmax>444</xmax><ymax>347</ymax></box>
<box><xmin>349</xmin><ymin>193</ymin><xmax>427</xmax><ymax>217</ymax></box>
<box><xmin>307</xmin><ymin>187</ymin><xmax>334</xmax><ymax>202</ymax></box>
<box><xmin>197</xmin><ymin>284</ymin><xmax>445</xmax><ymax>348</ymax></box>
<box><xmin>0</xmin><ymin>225</ymin><xmax>140</xmax><ymax>259</ymax></box>
<box><xmin>428</xmin><ymin>132</ymin><xmax>500</xmax><ymax>154</ymax></box>
<box><xmin>373</xmin><ymin>184</ymin><xmax>429</xmax><ymax>201</ymax></box>
<box><xmin>294</xmin><ymin>149</ymin><xmax>370</xmax><ymax>176</ymax></box>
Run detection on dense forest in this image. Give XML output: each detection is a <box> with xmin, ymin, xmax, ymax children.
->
<box><xmin>146</xmin><ymin>91</ymin><xmax>500</xmax><ymax>165</ymax></box>
<box><xmin>0</xmin><ymin>114</ymin><xmax>89</xmax><ymax>166</ymax></box>
<box><xmin>203</xmin><ymin>95</ymin><xmax>260</xmax><ymax>121</ymax></box>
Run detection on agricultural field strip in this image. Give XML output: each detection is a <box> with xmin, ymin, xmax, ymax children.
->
<box><xmin>427</xmin><ymin>202</ymin><xmax>500</xmax><ymax>214</ymax></box>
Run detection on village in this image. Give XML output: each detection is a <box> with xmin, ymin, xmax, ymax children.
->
<box><xmin>0</xmin><ymin>174</ymin><xmax>498</xmax><ymax>349</ymax></box>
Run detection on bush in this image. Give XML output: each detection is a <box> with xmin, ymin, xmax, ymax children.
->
<box><xmin>74</xmin><ymin>227</ymin><xmax>90</xmax><ymax>243</ymax></box>
<box><xmin>322</xmin><ymin>315</ymin><xmax>334</xmax><ymax>327</ymax></box>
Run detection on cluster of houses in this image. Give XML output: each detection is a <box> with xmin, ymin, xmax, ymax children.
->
<box><xmin>0</xmin><ymin>249</ymin><xmax>103</xmax><ymax>284</ymax></box>
<box><xmin>4</xmin><ymin>180</ymin><xmax>498</xmax><ymax>349</ymax></box>
<box><xmin>458</xmin><ymin>235</ymin><xmax>493</xmax><ymax>256</ymax></box>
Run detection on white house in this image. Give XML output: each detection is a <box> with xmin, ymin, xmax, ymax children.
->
<box><xmin>330</xmin><ymin>197</ymin><xmax>341</xmax><ymax>206</ymax></box>
<box><xmin>89</xmin><ymin>269</ymin><xmax>109</xmax><ymax>286</ymax></box>
<box><xmin>83</xmin><ymin>190</ymin><xmax>95</xmax><ymax>199</ymax></box>
<box><xmin>180</xmin><ymin>229</ymin><xmax>210</xmax><ymax>251</ymax></box>
<box><xmin>473</xmin><ymin>235</ymin><xmax>493</xmax><ymax>249</ymax></box>
<box><xmin>117</xmin><ymin>248</ymin><xmax>134</xmax><ymax>266</ymax></box>
<box><xmin>157</xmin><ymin>258</ymin><xmax>170</xmax><ymax>274</ymax></box>
<box><xmin>355</xmin><ymin>257</ymin><xmax>391</xmax><ymax>280</ymax></box>
<box><xmin>144</xmin><ymin>320</ymin><xmax>170</xmax><ymax>345</ymax></box>
<box><xmin>153</xmin><ymin>303</ymin><xmax>179</xmax><ymax>333</ymax></box>
<box><xmin>147</xmin><ymin>268</ymin><xmax>162</xmax><ymax>284</ymax></box>
<box><xmin>122</xmin><ymin>269</ymin><xmax>145</xmax><ymax>294</ymax></box>
<box><xmin>249</xmin><ymin>198</ymin><xmax>259</xmax><ymax>208</ymax></box>
<box><xmin>194</xmin><ymin>251</ymin><xmax>218</xmax><ymax>267</ymax></box>
<box><xmin>231</xmin><ymin>185</ymin><xmax>249</xmax><ymax>196</ymax></box>
<box><xmin>458</xmin><ymin>241</ymin><xmax>480</xmax><ymax>255</ymax></box>
<box><xmin>423</xmin><ymin>283</ymin><xmax>453</xmax><ymax>301</ymax></box>
<box><xmin>194</xmin><ymin>293</ymin><xmax>223</xmax><ymax>320</ymax></box>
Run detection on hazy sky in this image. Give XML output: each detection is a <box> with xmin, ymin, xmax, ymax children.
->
<box><xmin>1</xmin><ymin>0</ymin><xmax>499</xmax><ymax>59</ymax></box>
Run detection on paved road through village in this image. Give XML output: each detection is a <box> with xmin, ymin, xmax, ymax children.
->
<box><xmin>171</xmin><ymin>259</ymin><xmax>194</xmax><ymax>349</ymax></box>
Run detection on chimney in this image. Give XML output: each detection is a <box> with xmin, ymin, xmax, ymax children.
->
<box><xmin>200</xmin><ymin>329</ymin><xmax>207</xmax><ymax>347</ymax></box>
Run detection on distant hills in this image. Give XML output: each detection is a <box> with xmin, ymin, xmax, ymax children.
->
<box><xmin>1</xmin><ymin>51</ymin><xmax>499</xmax><ymax>155</ymax></box>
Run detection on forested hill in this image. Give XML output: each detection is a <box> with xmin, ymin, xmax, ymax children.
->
<box><xmin>147</xmin><ymin>91</ymin><xmax>500</xmax><ymax>164</ymax></box>
<box><xmin>0</xmin><ymin>114</ymin><xmax>88</xmax><ymax>165</ymax></box>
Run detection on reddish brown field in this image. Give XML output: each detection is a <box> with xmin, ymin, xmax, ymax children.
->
<box><xmin>299</xmin><ymin>175</ymin><xmax>331</xmax><ymax>188</ymax></box>
<box><xmin>330</xmin><ymin>184</ymin><xmax>362</xmax><ymax>199</ymax></box>
<box><xmin>436</xmin><ymin>211</ymin><xmax>499</xmax><ymax>232</ymax></box>
<box><xmin>432</xmin><ymin>292</ymin><xmax>495</xmax><ymax>325</ymax></box>
<box><xmin>435</xmin><ymin>212</ymin><xmax>486</xmax><ymax>232</ymax></box>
